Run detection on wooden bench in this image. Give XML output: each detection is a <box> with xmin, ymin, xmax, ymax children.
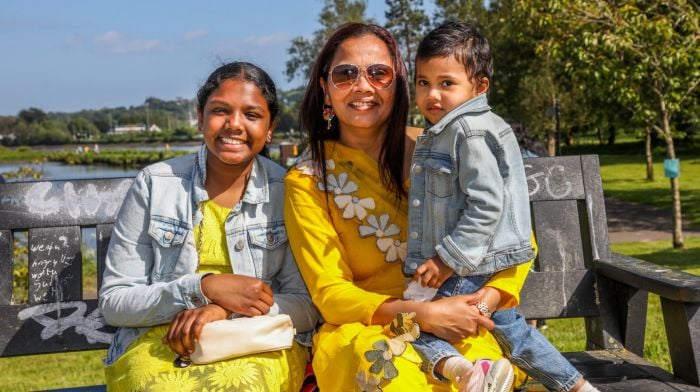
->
<box><xmin>1</xmin><ymin>155</ymin><xmax>699</xmax><ymax>391</ymax></box>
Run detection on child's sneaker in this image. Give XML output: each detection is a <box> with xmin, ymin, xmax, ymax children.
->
<box><xmin>457</xmin><ymin>358</ymin><xmax>514</xmax><ymax>392</ymax></box>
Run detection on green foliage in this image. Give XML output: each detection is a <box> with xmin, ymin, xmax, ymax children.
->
<box><xmin>0</xmin><ymin>146</ymin><xmax>45</xmax><ymax>162</ymax></box>
<box><xmin>285</xmin><ymin>0</ymin><xmax>372</xmax><ymax>82</ymax></box>
<box><xmin>47</xmin><ymin>149</ymin><xmax>190</xmax><ymax>168</ymax></box>
<box><xmin>1</xmin><ymin>165</ymin><xmax>44</xmax><ymax>181</ymax></box>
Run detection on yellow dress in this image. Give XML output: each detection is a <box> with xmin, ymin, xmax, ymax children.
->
<box><xmin>285</xmin><ymin>141</ymin><xmax>532</xmax><ymax>391</ymax></box>
<box><xmin>105</xmin><ymin>201</ymin><xmax>307</xmax><ymax>392</ymax></box>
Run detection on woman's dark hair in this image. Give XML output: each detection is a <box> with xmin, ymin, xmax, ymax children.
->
<box><xmin>299</xmin><ymin>23</ymin><xmax>409</xmax><ymax>201</ymax></box>
<box><xmin>416</xmin><ymin>21</ymin><xmax>493</xmax><ymax>87</ymax></box>
<box><xmin>197</xmin><ymin>61</ymin><xmax>280</xmax><ymax>123</ymax></box>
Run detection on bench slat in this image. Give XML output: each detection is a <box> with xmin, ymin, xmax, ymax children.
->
<box><xmin>532</xmin><ymin>199</ymin><xmax>586</xmax><ymax>272</ymax></box>
<box><xmin>0</xmin><ymin>299</ymin><xmax>113</xmax><ymax>356</ymax></box>
<box><xmin>0</xmin><ymin>179</ymin><xmax>133</xmax><ymax>230</ymax></box>
<box><xmin>0</xmin><ymin>230</ymin><xmax>12</xmax><ymax>305</ymax></box>
<box><xmin>95</xmin><ymin>224</ymin><xmax>113</xmax><ymax>294</ymax></box>
<box><xmin>520</xmin><ymin>270</ymin><xmax>598</xmax><ymax>318</ymax></box>
<box><xmin>28</xmin><ymin>227</ymin><xmax>83</xmax><ymax>305</ymax></box>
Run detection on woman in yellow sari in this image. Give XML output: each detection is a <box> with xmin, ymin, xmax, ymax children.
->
<box><xmin>284</xmin><ymin>23</ymin><xmax>531</xmax><ymax>391</ymax></box>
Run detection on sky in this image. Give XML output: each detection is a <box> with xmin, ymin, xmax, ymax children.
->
<box><xmin>0</xmin><ymin>0</ymin><xmax>402</xmax><ymax>116</ymax></box>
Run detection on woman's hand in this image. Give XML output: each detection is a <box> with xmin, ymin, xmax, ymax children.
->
<box><xmin>163</xmin><ymin>303</ymin><xmax>229</xmax><ymax>358</ymax></box>
<box><xmin>201</xmin><ymin>273</ymin><xmax>274</xmax><ymax>316</ymax></box>
<box><xmin>416</xmin><ymin>291</ymin><xmax>494</xmax><ymax>342</ymax></box>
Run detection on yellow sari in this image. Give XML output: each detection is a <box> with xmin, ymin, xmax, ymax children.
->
<box><xmin>285</xmin><ymin>141</ymin><xmax>531</xmax><ymax>391</ymax></box>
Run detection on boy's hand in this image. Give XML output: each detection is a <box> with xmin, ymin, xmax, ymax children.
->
<box><xmin>414</xmin><ymin>255</ymin><xmax>454</xmax><ymax>288</ymax></box>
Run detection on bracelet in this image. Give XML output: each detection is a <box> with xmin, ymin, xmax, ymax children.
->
<box><xmin>476</xmin><ymin>301</ymin><xmax>492</xmax><ymax>318</ymax></box>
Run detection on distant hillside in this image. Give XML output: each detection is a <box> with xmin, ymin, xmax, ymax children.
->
<box><xmin>0</xmin><ymin>87</ymin><xmax>304</xmax><ymax>146</ymax></box>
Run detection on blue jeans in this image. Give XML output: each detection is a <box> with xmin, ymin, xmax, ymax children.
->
<box><xmin>411</xmin><ymin>274</ymin><xmax>582</xmax><ymax>391</ymax></box>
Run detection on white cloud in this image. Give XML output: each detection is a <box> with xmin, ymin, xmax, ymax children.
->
<box><xmin>92</xmin><ymin>30</ymin><xmax>161</xmax><ymax>54</ymax></box>
<box><xmin>184</xmin><ymin>29</ymin><xmax>209</xmax><ymax>42</ymax></box>
<box><xmin>244</xmin><ymin>32</ymin><xmax>289</xmax><ymax>46</ymax></box>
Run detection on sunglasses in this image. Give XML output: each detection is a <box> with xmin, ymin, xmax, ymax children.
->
<box><xmin>329</xmin><ymin>63</ymin><xmax>395</xmax><ymax>90</ymax></box>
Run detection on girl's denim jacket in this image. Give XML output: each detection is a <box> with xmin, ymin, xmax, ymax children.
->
<box><xmin>99</xmin><ymin>145</ymin><xmax>319</xmax><ymax>365</ymax></box>
<box><xmin>404</xmin><ymin>94</ymin><xmax>535</xmax><ymax>277</ymax></box>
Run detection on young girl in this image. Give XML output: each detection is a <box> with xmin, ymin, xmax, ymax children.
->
<box><xmin>99</xmin><ymin>62</ymin><xmax>318</xmax><ymax>391</ymax></box>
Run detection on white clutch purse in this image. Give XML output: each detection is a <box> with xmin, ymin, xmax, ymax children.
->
<box><xmin>189</xmin><ymin>314</ymin><xmax>296</xmax><ymax>365</ymax></box>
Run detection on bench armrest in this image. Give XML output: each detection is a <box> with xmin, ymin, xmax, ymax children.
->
<box><xmin>594</xmin><ymin>253</ymin><xmax>700</xmax><ymax>303</ymax></box>
<box><xmin>595</xmin><ymin>253</ymin><xmax>700</xmax><ymax>386</ymax></box>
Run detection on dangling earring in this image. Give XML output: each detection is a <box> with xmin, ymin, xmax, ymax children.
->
<box><xmin>323</xmin><ymin>106</ymin><xmax>335</xmax><ymax>131</ymax></box>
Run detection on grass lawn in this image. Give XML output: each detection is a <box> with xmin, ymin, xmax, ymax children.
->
<box><xmin>598</xmin><ymin>154</ymin><xmax>700</xmax><ymax>228</ymax></box>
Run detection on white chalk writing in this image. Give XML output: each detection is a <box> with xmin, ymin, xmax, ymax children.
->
<box><xmin>525</xmin><ymin>164</ymin><xmax>573</xmax><ymax>199</ymax></box>
<box><xmin>25</xmin><ymin>180</ymin><xmax>131</xmax><ymax>218</ymax></box>
<box><xmin>17</xmin><ymin>301</ymin><xmax>113</xmax><ymax>344</ymax></box>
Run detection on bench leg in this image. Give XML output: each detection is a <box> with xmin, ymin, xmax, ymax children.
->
<box><xmin>660</xmin><ymin>298</ymin><xmax>700</xmax><ymax>386</ymax></box>
<box><xmin>587</xmin><ymin>275</ymin><xmax>648</xmax><ymax>356</ymax></box>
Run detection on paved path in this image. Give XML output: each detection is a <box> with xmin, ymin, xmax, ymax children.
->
<box><xmin>605</xmin><ymin>197</ymin><xmax>700</xmax><ymax>243</ymax></box>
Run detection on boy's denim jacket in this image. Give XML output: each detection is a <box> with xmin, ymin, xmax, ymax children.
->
<box><xmin>99</xmin><ymin>145</ymin><xmax>319</xmax><ymax>365</ymax></box>
<box><xmin>404</xmin><ymin>94</ymin><xmax>535</xmax><ymax>277</ymax></box>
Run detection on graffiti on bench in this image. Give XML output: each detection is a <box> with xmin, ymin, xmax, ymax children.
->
<box><xmin>17</xmin><ymin>301</ymin><xmax>113</xmax><ymax>344</ymax></box>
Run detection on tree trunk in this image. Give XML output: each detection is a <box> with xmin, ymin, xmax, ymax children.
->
<box><xmin>596</xmin><ymin>127</ymin><xmax>604</xmax><ymax>145</ymax></box>
<box><xmin>546</xmin><ymin>129</ymin><xmax>556</xmax><ymax>156</ymax></box>
<box><xmin>645</xmin><ymin>127</ymin><xmax>654</xmax><ymax>181</ymax></box>
<box><xmin>547</xmin><ymin>96</ymin><xmax>557</xmax><ymax>156</ymax></box>
<box><xmin>607</xmin><ymin>125</ymin><xmax>616</xmax><ymax>146</ymax></box>
<box><xmin>662</xmin><ymin>123</ymin><xmax>684</xmax><ymax>249</ymax></box>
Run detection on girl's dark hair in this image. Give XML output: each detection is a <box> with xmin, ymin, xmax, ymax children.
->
<box><xmin>299</xmin><ymin>23</ymin><xmax>409</xmax><ymax>200</ymax></box>
<box><xmin>197</xmin><ymin>61</ymin><xmax>280</xmax><ymax>123</ymax></box>
<box><xmin>416</xmin><ymin>21</ymin><xmax>493</xmax><ymax>86</ymax></box>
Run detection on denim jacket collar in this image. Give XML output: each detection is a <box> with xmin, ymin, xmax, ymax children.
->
<box><xmin>426</xmin><ymin>93</ymin><xmax>491</xmax><ymax>135</ymax></box>
<box><xmin>193</xmin><ymin>144</ymin><xmax>270</xmax><ymax>207</ymax></box>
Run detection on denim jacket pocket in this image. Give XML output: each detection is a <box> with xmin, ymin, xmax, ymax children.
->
<box><xmin>425</xmin><ymin>159</ymin><xmax>454</xmax><ymax>198</ymax></box>
<box><xmin>248</xmin><ymin>223</ymin><xmax>288</xmax><ymax>279</ymax></box>
<box><xmin>249</xmin><ymin>223</ymin><xmax>288</xmax><ymax>249</ymax></box>
<box><xmin>148</xmin><ymin>216</ymin><xmax>188</xmax><ymax>247</ymax></box>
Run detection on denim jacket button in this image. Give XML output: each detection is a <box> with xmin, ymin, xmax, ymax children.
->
<box><xmin>164</xmin><ymin>231</ymin><xmax>174</xmax><ymax>241</ymax></box>
<box><xmin>414</xmin><ymin>165</ymin><xmax>423</xmax><ymax>173</ymax></box>
<box><xmin>267</xmin><ymin>233</ymin><xmax>275</xmax><ymax>244</ymax></box>
<box><xmin>410</xmin><ymin>262</ymin><xmax>418</xmax><ymax>269</ymax></box>
<box><xmin>412</xmin><ymin>199</ymin><xmax>421</xmax><ymax>208</ymax></box>
<box><xmin>410</xmin><ymin>231</ymin><xmax>418</xmax><ymax>239</ymax></box>
<box><xmin>191</xmin><ymin>296</ymin><xmax>202</xmax><ymax>306</ymax></box>
<box><xmin>234</xmin><ymin>239</ymin><xmax>245</xmax><ymax>251</ymax></box>
<box><xmin>421</xmin><ymin>139</ymin><xmax>429</xmax><ymax>145</ymax></box>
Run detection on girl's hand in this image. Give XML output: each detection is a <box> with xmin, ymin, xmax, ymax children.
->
<box><xmin>201</xmin><ymin>273</ymin><xmax>275</xmax><ymax>316</ymax></box>
<box><xmin>414</xmin><ymin>255</ymin><xmax>454</xmax><ymax>288</ymax></box>
<box><xmin>415</xmin><ymin>292</ymin><xmax>494</xmax><ymax>342</ymax></box>
<box><xmin>163</xmin><ymin>303</ymin><xmax>229</xmax><ymax>358</ymax></box>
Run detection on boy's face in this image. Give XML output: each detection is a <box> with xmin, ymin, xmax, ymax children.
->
<box><xmin>415</xmin><ymin>55</ymin><xmax>488</xmax><ymax>125</ymax></box>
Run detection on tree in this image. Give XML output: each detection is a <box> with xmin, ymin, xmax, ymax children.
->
<box><xmin>18</xmin><ymin>107</ymin><xmax>47</xmax><ymax>124</ymax></box>
<box><xmin>285</xmin><ymin>0</ymin><xmax>372</xmax><ymax>83</ymax></box>
<box><xmin>519</xmin><ymin>0</ymin><xmax>700</xmax><ymax>248</ymax></box>
<box><xmin>67</xmin><ymin>116</ymin><xmax>99</xmax><ymax>140</ymax></box>
<box><xmin>385</xmin><ymin>0</ymin><xmax>429</xmax><ymax>126</ymax></box>
<box><xmin>431</xmin><ymin>0</ymin><xmax>488</xmax><ymax>27</ymax></box>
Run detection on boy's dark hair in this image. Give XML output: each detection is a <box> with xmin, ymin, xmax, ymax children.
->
<box><xmin>416</xmin><ymin>21</ymin><xmax>493</xmax><ymax>84</ymax></box>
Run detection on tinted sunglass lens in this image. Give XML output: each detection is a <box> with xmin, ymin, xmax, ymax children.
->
<box><xmin>331</xmin><ymin>65</ymin><xmax>359</xmax><ymax>88</ymax></box>
<box><xmin>367</xmin><ymin>64</ymin><xmax>393</xmax><ymax>88</ymax></box>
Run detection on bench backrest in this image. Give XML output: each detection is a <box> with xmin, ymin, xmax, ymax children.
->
<box><xmin>0</xmin><ymin>177</ymin><xmax>133</xmax><ymax>356</ymax></box>
<box><xmin>0</xmin><ymin>155</ymin><xmax>610</xmax><ymax>357</ymax></box>
<box><xmin>519</xmin><ymin>155</ymin><xmax>610</xmax><ymax>320</ymax></box>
